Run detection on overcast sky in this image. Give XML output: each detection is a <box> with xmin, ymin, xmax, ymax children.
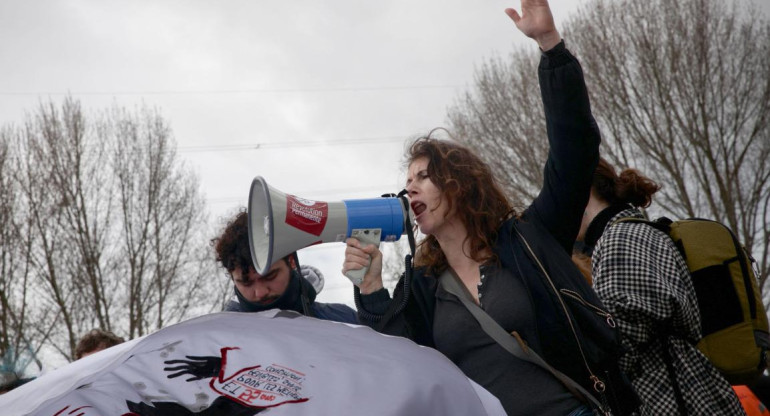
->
<box><xmin>3</xmin><ymin>0</ymin><xmax>765</xmax><ymax>308</ymax></box>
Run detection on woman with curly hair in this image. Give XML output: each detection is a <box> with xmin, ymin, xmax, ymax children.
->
<box><xmin>341</xmin><ymin>1</ymin><xmax>623</xmax><ymax>414</ymax></box>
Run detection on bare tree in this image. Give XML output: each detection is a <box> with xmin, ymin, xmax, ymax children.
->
<box><xmin>565</xmin><ymin>0</ymin><xmax>770</xmax><ymax>285</ymax></box>
<box><xmin>108</xmin><ymin>106</ymin><xmax>216</xmax><ymax>338</ymax></box>
<box><xmin>448</xmin><ymin>48</ymin><xmax>547</xmax><ymax>209</ymax></box>
<box><xmin>0</xmin><ymin>128</ymin><xmax>43</xmax><ymax>377</ymax></box>
<box><xmin>381</xmin><ymin>239</ymin><xmax>413</xmax><ymax>292</ymax></box>
<box><xmin>10</xmin><ymin>99</ymin><xmax>103</xmax><ymax>360</ymax></box>
<box><xmin>1</xmin><ymin>97</ymin><xmax>222</xmax><ymax>364</ymax></box>
<box><xmin>448</xmin><ymin>0</ymin><xmax>770</xmax><ymax>291</ymax></box>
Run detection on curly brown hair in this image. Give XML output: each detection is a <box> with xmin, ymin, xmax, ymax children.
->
<box><xmin>75</xmin><ymin>329</ymin><xmax>125</xmax><ymax>359</ymax></box>
<box><xmin>212</xmin><ymin>209</ymin><xmax>253</xmax><ymax>275</ymax></box>
<box><xmin>407</xmin><ymin>135</ymin><xmax>515</xmax><ymax>274</ymax></box>
<box><xmin>213</xmin><ymin>209</ymin><xmax>295</xmax><ymax>278</ymax></box>
<box><xmin>592</xmin><ymin>158</ymin><xmax>660</xmax><ymax>208</ymax></box>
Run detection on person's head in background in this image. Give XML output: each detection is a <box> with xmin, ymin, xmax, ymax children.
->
<box><xmin>75</xmin><ymin>329</ymin><xmax>125</xmax><ymax>360</ymax></box>
<box><xmin>212</xmin><ymin>210</ymin><xmax>300</xmax><ymax>306</ymax></box>
<box><xmin>578</xmin><ymin>157</ymin><xmax>660</xmax><ymax>243</ymax></box>
<box><xmin>213</xmin><ymin>208</ymin><xmax>357</xmax><ymax>324</ymax></box>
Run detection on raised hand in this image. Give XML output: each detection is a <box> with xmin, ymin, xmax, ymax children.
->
<box><xmin>505</xmin><ymin>0</ymin><xmax>561</xmax><ymax>51</ymax></box>
<box><xmin>164</xmin><ymin>355</ymin><xmax>222</xmax><ymax>382</ymax></box>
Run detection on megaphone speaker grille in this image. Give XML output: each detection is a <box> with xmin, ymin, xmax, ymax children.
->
<box><xmin>248</xmin><ymin>177</ymin><xmax>275</xmax><ymax>276</ymax></box>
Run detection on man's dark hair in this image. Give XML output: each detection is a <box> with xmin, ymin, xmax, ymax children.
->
<box><xmin>212</xmin><ymin>210</ymin><xmax>252</xmax><ymax>275</ymax></box>
<box><xmin>75</xmin><ymin>329</ymin><xmax>125</xmax><ymax>360</ymax></box>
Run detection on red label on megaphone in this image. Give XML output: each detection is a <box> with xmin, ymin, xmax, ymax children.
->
<box><xmin>285</xmin><ymin>195</ymin><xmax>328</xmax><ymax>236</ymax></box>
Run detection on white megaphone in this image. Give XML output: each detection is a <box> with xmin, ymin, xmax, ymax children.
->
<box><xmin>248</xmin><ymin>176</ymin><xmax>413</xmax><ymax>286</ymax></box>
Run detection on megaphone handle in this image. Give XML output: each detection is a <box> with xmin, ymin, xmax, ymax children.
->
<box><xmin>345</xmin><ymin>229</ymin><xmax>382</xmax><ymax>286</ymax></box>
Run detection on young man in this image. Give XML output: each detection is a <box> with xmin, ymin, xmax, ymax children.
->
<box><xmin>213</xmin><ymin>210</ymin><xmax>357</xmax><ymax>323</ymax></box>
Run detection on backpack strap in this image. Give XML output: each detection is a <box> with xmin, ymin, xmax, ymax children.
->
<box><xmin>612</xmin><ymin>216</ymin><xmax>671</xmax><ymax>233</ymax></box>
<box><xmin>612</xmin><ymin>217</ymin><xmax>690</xmax><ymax>262</ymax></box>
<box><xmin>438</xmin><ymin>267</ymin><xmax>610</xmax><ymax>415</ymax></box>
<box><xmin>659</xmin><ymin>333</ymin><xmax>689</xmax><ymax>415</ymax></box>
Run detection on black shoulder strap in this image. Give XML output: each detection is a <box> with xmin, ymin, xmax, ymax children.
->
<box><xmin>660</xmin><ymin>335</ymin><xmax>688</xmax><ymax>414</ymax></box>
<box><xmin>438</xmin><ymin>267</ymin><xmax>608</xmax><ymax>414</ymax></box>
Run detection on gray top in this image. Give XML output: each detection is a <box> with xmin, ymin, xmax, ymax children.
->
<box><xmin>433</xmin><ymin>263</ymin><xmax>579</xmax><ymax>416</ymax></box>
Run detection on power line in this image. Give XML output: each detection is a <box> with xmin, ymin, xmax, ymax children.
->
<box><xmin>0</xmin><ymin>84</ymin><xmax>465</xmax><ymax>97</ymax></box>
<box><xmin>179</xmin><ymin>136</ymin><xmax>408</xmax><ymax>153</ymax></box>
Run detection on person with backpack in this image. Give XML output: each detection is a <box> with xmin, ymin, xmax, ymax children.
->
<box><xmin>577</xmin><ymin>157</ymin><xmax>745</xmax><ymax>414</ymax></box>
<box><xmin>342</xmin><ymin>2</ymin><xmax>639</xmax><ymax>415</ymax></box>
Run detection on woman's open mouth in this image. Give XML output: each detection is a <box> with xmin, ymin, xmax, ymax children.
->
<box><xmin>411</xmin><ymin>201</ymin><xmax>427</xmax><ymax>219</ymax></box>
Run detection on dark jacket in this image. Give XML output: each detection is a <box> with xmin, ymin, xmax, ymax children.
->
<box><xmin>359</xmin><ymin>40</ymin><xmax>604</xmax><ymax>403</ymax></box>
<box><xmin>226</xmin><ymin>298</ymin><xmax>358</xmax><ymax>324</ymax></box>
<box><xmin>225</xmin><ymin>265</ymin><xmax>358</xmax><ymax>324</ymax></box>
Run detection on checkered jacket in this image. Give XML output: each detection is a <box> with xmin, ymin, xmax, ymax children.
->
<box><xmin>592</xmin><ymin>207</ymin><xmax>745</xmax><ymax>415</ymax></box>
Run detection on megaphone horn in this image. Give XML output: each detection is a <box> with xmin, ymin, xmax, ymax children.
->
<box><xmin>248</xmin><ymin>176</ymin><xmax>412</xmax><ymax>285</ymax></box>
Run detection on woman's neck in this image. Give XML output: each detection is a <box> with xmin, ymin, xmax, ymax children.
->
<box><xmin>584</xmin><ymin>203</ymin><xmax>632</xmax><ymax>251</ymax></box>
<box><xmin>584</xmin><ymin>195</ymin><xmax>611</xmax><ymax>226</ymax></box>
<box><xmin>434</xmin><ymin>224</ymin><xmax>484</xmax><ymax>276</ymax></box>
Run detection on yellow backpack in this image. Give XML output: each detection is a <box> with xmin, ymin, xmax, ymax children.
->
<box><xmin>619</xmin><ymin>217</ymin><xmax>770</xmax><ymax>385</ymax></box>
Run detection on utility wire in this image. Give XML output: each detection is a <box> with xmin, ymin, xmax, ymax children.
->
<box><xmin>0</xmin><ymin>84</ymin><xmax>464</xmax><ymax>97</ymax></box>
<box><xmin>179</xmin><ymin>136</ymin><xmax>407</xmax><ymax>152</ymax></box>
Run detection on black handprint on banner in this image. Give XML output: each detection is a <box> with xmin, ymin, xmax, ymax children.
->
<box><xmin>164</xmin><ymin>355</ymin><xmax>222</xmax><ymax>382</ymax></box>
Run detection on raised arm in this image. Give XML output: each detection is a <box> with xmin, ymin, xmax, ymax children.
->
<box><xmin>513</xmin><ymin>0</ymin><xmax>601</xmax><ymax>252</ymax></box>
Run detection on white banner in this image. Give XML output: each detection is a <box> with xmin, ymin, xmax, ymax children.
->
<box><xmin>2</xmin><ymin>311</ymin><xmax>504</xmax><ymax>416</ymax></box>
